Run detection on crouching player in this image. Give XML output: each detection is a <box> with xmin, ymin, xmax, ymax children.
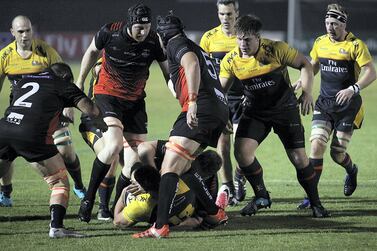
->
<box><xmin>113</xmin><ymin>142</ymin><xmax>222</xmax><ymax>228</ymax></box>
<box><xmin>0</xmin><ymin>63</ymin><xmax>103</xmax><ymax>238</ymax></box>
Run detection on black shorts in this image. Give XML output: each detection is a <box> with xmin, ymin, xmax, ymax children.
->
<box><xmin>154</xmin><ymin>140</ymin><xmax>168</xmax><ymax>171</ymax></box>
<box><xmin>94</xmin><ymin>94</ymin><xmax>147</xmax><ymax>134</ymax></box>
<box><xmin>313</xmin><ymin>95</ymin><xmax>363</xmax><ymax>132</ymax></box>
<box><xmin>79</xmin><ymin>116</ymin><xmax>103</xmax><ymax>150</ymax></box>
<box><xmin>0</xmin><ymin>138</ymin><xmax>58</xmax><ymax>162</ymax></box>
<box><xmin>236</xmin><ymin>107</ymin><xmax>305</xmax><ymax>149</ymax></box>
<box><xmin>170</xmin><ymin>112</ymin><xmax>226</xmax><ymax>148</ymax></box>
<box><xmin>228</xmin><ymin>95</ymin><xmax>243</xmax><ymax>125</ymax></box>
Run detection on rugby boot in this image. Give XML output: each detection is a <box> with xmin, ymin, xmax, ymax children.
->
<box><xmin>49</xmin><ymin>227</ymin><xmax>86</xmax><ymax>238</ymax></box>
<box><xmin>297</xmin><ymin>197</ymin><xmax>311</xmax><ymax>210</ymax></box>
<box><xmin>216</xmin><ymin>185</ymin><xmax>230</xmax><ymax>209</ymax></box>
<box><xmin>311</xmin><ymin>204</ymin><xmax>331</xmax><ymax>218</ymax></box>
<box><xmin>97</xmin><ymin>207</ymin><xmax>113</xmax><ymax>221</ymax></box>
<box><xmin>199</xmin><ymin>208</ymin><xmax>228</xmax><ymax>230</ymax></box>
<box><xmin>132</xmin><ymin>223</ymin><xmax>170</xmax><ymax>239</ymax></box>
<box><xmin>78</xmin><ymin>199</ymin><xmax>93</xmax><ymax>223</ymax></box>
<box><xmin>0</xmin><ymin>192</ymin><xmax>13</xmax><ymax>207</ymax></box>
<box><xmin>73</xmin><ymin>186</ymin><xmax>87</xmax><ymax>200</ymax></box>
<box><xmin>240</xmin><ymin>194</ymin><xmax>271</xmax><ymax>216</ymax></box>
<box><xmin>234</xmin><ymin>173</ymin><xmax>246</xmax><ymax>202</ymax></box>
<box><xmin>344</xmin><ymin>165</ymin><xmax>358</xmax><ymax>196</ymax></box>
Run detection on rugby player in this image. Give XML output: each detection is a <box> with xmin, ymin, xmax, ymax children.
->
<box><xmin>132</xmin><ymin>12</ymin><xmax>229</xmax><ymax>239</ymax></box>
<box><xmin>78</xmin><ymin>59</ymin><xmax>118</xmax><ymax>220</ymax></box>
<box><xmin>76</xmin><ymin>3</ymin><xmax>169</xmax><ymax>223</ymax></box>
<box><xmin>0</xmin><ymin>63</ymin><xmax>102</xmax><ymax>238</ymax></box>
<box><xmin>113</xmin><ymin>144</ymin><xmax>222</xmax><ymax>228</ymax></box>
<box><xmin>0</xmin><ymin>16</ymin><xmax>86</xmax><ymax>207</ymax></box>
<box><xmin>220</xmin><ymin>15</ymin><xmax>329</xmax><ymax>218</ymax></box>
<box><xmin>200</xmin><ymin>0</ymin><xmax>245</xmax><ymax>205</ymax></box>
<box><xmin>296</xmin><ymin>3</ymin><xmax>376</xmax><ymax>209</ymax></box>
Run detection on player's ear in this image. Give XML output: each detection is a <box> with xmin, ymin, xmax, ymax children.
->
<box><xmin>10</xmin><ymin>28</ymin><xmax>15</xmax><ymax>37</ymax></box>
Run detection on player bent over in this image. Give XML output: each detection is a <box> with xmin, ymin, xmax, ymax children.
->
<box><xmin>132</xmin><ymin>12</ymin><xmax>229</xmax><ymax>239</ymax></box>
<box><xmin>0</xmin><ymin>63</ymin><xmax>103</xmax><ymax>238</ymax></box>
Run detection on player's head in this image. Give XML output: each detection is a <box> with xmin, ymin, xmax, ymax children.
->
<box><xmin>133</xmin><ymin>165</ymin><xmax>161</xmax><ymax>193</ymax></box>
<box><xmin>156</xmin><ymin>11</ymin><xmax>185</xmax><ymax>47</ymax></box>
<box><xmin>50</xmin><ymin>63</ymin><xmax>74</xmax><ymax>83</ymax></box>
<box><xmin>127</xmin><ymin>3</ymin><xmax>152</xmax><ymax>42</ymax></box>
<box><xmin>325</xmin><ymin>3</ymin><xmax>347</xmax><ymax>42</ymax></box>
<box><xmin>191</xmin><ymin>150</ymin><xmax>222</xmax><ymax>180</ymax></box>
<box><xmin>11</xmin><ymin>15</ymin><xmax>33</xmax><ymax>50</ymax></box>
<box><xmin>234</xmin><ymin>14</ymin><xmax>262</xmax><ymax>57</ymax></box>
<box><xmin>217</xmin><ymin>0</ymin><xmax>239</xmax><ymax>32</ymax></box>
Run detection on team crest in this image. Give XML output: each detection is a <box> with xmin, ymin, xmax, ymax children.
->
<box><xmin>339</xmin><ymin>48</ymin><xmax>348</xmax><ymax>55</ymax></box>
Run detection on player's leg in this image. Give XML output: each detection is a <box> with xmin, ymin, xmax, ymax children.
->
<box><xmin>79</xmin><ymin>117</ymin><xmax>124</xmax><ymax>223</ymax></box>
<box><xmin>32</xmin><ymin>154</ymin><xmax>85</xmax><ymax>238</ymax></box>
<box><xmin>53</xmin><ymin>126</ymin><xmax>85</xmax><ymax>199</ymax></box>
<box><xmin>330</xmin><ymin>130</ymin><xmax>357</xmax><ymax>196</ymax></box>
<box><xmin>0</xmin><ymin>162</ymin><xmax>14</xmax><ymax>207</ymax></box>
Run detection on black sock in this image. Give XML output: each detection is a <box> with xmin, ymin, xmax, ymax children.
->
<box><xmin>340</xmin><ymin>153</ymin><xmax>354</xmax><ymax>174</ymax></box>
<box><xmin>99</xmin><ymin>176</ymin><xmax>115</xmax><ymax>209</ymax></box>
<box><xmin>84</xmin><ymin>158</ymin><xmax>111</xmax><ymax>202</ymax></box>
<box><xmin>309</xmin><ymin>158</ymin><xmax>323</xmax><ymax>185</ymax></box>
<box><xmin>240</xmin><ymin>158</ymin><xmax>268</xmax><ymax>198</ymax></box>
<box><xmin>155</xmin><ymin>172</ymin><xmax>179</xmax><ymax>229</ymax></box>
<box><xmin>1</xmin><ymin>184</ymin><xmax>13</xmax><ymax>198</ymax></box>
<box><xmin>181</xmin><ymin>170</ymin><xmax>218</xmax><ymax>215</ymax></box>
<box><xmin>111</xmin><ymin>173</ymin><xmax>131</xmax><ymax>213</ymax></box>
<box><xmin>50</xmin><ymin>204</ymin><xmax>66</xmax><ymax>228</ymax></box>
<box><xmin>296</xmin><ymin>163</ymin><xmax>320</xmax><ymax>206</ymax></box>
<box><xmin>204</xmin><ymin>175</ymin><xmax>218</xmax><ymax>199</ymax></box>
<box><xmin>65</xmin><ymin>155</ymin><xmax>84</xmax><ymax>189</ymax></box>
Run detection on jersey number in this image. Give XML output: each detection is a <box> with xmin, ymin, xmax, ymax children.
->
<box><xmin>201</xmin><ymin>51</ymin><xmax>218</xmax><ymax>80</ymax></box>
<box><xmin>14</xmin><ymin>82</ymin><xmax>40</xmax><ymax>108</ymax></box>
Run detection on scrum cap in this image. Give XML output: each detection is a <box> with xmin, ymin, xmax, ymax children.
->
<box><xmin>156</xmin><ymin>11</ymin><xmax>185</xmax><ymax>46</ymax></box>
<box><xmin>127</xmin><ymin>3</ymin><xmax>152</xmax><ymax>27</ymax></box>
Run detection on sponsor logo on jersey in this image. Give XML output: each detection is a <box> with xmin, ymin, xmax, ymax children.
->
<box><xmin>245</xmin><ymin>77</ymin><xmax>276</xmax><ymax>91</ymax></box>
<box><xmin>6</xmin><ymin>112</ymin><xmax>24</xmax><ymax>125</ymax></box>
<box><xmin>321</xmin><ymin>59</ymin><xmax>348</xmax><ymax>73</ymax></box>
<box><xmin>339</xmin><ymin>48</ymin><xmax>349</xmax><ymax>55</ymax></box>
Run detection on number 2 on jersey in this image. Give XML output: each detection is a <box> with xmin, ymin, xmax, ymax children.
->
<box><xmin>13</xmin><ymin>82</ymin><xmax>40</xmax><ymax>108</ymax></box>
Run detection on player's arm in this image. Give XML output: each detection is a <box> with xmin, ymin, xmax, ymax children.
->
<box><xmin>0</xmin><ymin>74</ymin><xmax>5</xmax><ymax>93</ymax></box>
<box><xmin>181</xmin><ymin>51</ymin><xmax>200</xmax><ymax>129</ymax></box>
<box><xmin>289</xmin><ymin>52</ymin><xmax>314</xmax><ymax>115</ymax></box>
<box><xmin>76</xmin><ymin>97</ymin><xmax>100</xmax><ymax>118</ymax></box>
<box><xmin>158</xmin><ymin>60</ymin><xmax>170</xmax><ymax>83</ymax></box>
<box><xmin>113</xmin><ymin>188</ymin><xmax>134</xmax><ymax>227</ymax></box>
<box><xmin>76</xmin><ymin>38</ymin><xmax>101</xmax><ymax>91</ymax></box>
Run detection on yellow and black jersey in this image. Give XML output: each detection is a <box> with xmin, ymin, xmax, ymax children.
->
<box><xmin>200</xmin><ymin>25</ymin><xmax>242</xmax><ymax>96</ymax></box>
<box><xmin>122</xmin><ymin>179</ymin><xmax>195</xmax><ymax>226</ymax></box>
<box><xmin>0</xmin><ymin>39</ymin><xmax>62</xmax><ymax>86</ymax></box>
<box><xmin>220</xmin><ymin>38</ymin><xmax>298</xmax><ymax>111</ymax></box>
<box><xmin>310</xmin><ymin>32</ymin><xmax>373</xmax><ymax>98</ymax></box>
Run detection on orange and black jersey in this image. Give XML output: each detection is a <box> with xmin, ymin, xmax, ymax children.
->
<box><xmin>94</xmin><ymin>21</ymin><xmax>166</xmax><ymax>101</ymax></box>
<box><xmin>166</xmin><ymin>35</ymin><xmax>228</xmax><ymax>123</ymax></box>
<box><xmin>310</xmin><ymin>32</ymin><xmax>373</xmax><ymax>98</ymax></box>
<box><xmin>200</xmin><ymin>25</ymin><xmax>243</xmax><ymax>97</ymax></box>
<box><xmin>1</xmin><ymin>71</ymin><xmax>85</xmax><ymax>144</ymax></box>
<box><xmin>220</xmin><ymin>38</ymin><xmax>298</xmax><ymax>111</ymax></box>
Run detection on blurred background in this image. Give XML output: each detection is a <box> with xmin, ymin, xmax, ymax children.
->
<box><xmin>1</xmin><ymin>0</ymin><xmax>376</xmax><ymax>60</ymax></box>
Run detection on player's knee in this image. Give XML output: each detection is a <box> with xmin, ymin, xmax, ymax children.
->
<box><xmin>53</xmin><ymin>127</ymin><xmax>72</xmax><ymax>146</ymax></box>
<box><xmin>330</xmin><ymin>145</ymin><xmax>346</xmax><ymax>163</ymax></box>
<box><xmin>44</xmin><ymin>169</ymin><xmax>70</xmax><ymax>207</ymax></box>
<box><xmin>104</xmin><ymin>117</ymin><xmax>124</xmax><ymax>130</ymax></box>
<box><xmin>165</xmin><ymin>141</ymin><xmax>196</xmax><ymax>162</ymax></box>
<box><xmin>310</xmin><ymin>127</ymin><xmax>330</xmax><ymax>145</ymax></box>
<box><xmin>287</xmin><ymin>149</ymin><xmax>308</xmax><ymax>169</ymax></box>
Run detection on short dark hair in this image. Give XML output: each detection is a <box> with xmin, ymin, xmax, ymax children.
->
<box><xmin>192</xmin><ymin>150</ymin><xmax>222</xmax><ymax>179</ymax></box>
<box><xmin>133</xmin><ymin>165</ymin><xmax>161</xmax><ymax>192</ymax></box>
<box><xmin>50</xmin><ymin>63</ymin><xmax>74</xmax><ymax>82</ymax></box>
<box><xmin>234</xmin><ymin>14</ymin><xmax>262</xmax><ymax>36</ymax></box>
<box><xmin>217</xmin><ymin>0</ymin><xmax>239</xmax><ymax>11</ymax></box>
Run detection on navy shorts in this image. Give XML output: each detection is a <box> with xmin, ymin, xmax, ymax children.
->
<box><xmin>236</xmin><ymin>107</ymin><xmax>305</xmax><ymax>149</ymax></box>
<box><xmin>94</xmin><ymin>94</ymin><xmax>147</xmax><ymax>134</ymax></box>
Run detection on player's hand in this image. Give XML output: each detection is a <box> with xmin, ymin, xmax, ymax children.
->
<box><xmin>62</xmin><ymin>107</ymin><xmax>75</xmax><ymax>123</ymax></box>
<box><xmin>298</xmin><ymin>91</ymin><xmax>314</xmax><ymax>116</ymax></box>
<box><xmin>125</xmin><ymin>181</ymin><xmax>145</xmax><ymax>196</ymax></box>
<box><xmin>335</xmin><ymin>88</ymin><xmax>354</xmax><ymax>106</ymax></box>
<box><xmin>187</xmin><ymin>101</ymin><xmax>198</xmax><ymax>129</ymax></box>
<box><xmin>292</xmin><ymin>80</ymin><xmax>302</xmax><ymax>92</ymax></box>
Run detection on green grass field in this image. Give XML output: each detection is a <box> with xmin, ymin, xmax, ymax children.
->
<box><xmin>1</xmin><ymin>62</ymin><xmax>377</xmax><ymax>250</ymax></box>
